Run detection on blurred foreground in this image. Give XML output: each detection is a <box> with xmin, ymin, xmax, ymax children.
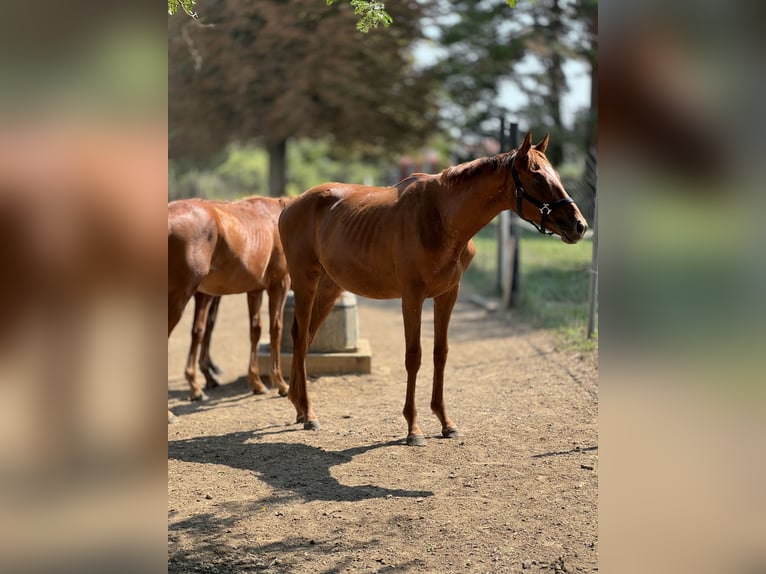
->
<box><xmin>0</xmin><ymin>0</ymin><xmax>765</xmax><ymax>572</ymax></box>
<box><xmin>0</xmin><ymin>2</ymin><xmax>166</xmax><ymax>572</ymax></box>
<box><xmin>600</xmin><ymin>1</ymin><xmax>766</xmax><ymax>573</ymax></box>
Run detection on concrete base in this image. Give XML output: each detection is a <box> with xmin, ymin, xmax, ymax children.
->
<box><xmin>258</xmin><ymin>339</ymin><xmax>372</xmax><ymax>376</ymax></box>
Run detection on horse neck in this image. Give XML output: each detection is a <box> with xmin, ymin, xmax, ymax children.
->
<box><xmin>440</xmin><ymin>167</ymin><xmax>510</xmax><ymax>243</ymax></box>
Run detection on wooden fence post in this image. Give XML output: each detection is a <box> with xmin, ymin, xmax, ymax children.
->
<box><xmin>586</xmin><ymin>148</ymin><xmax>598</xmax><ymax>338</ymax></box>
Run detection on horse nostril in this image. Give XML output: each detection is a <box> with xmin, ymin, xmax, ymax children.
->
<box><xmin>576</xmin><ymin>220</ymin><xmax>587</xmax><ymax>235</ymax></box>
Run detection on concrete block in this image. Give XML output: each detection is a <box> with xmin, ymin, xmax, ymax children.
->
<box><xmin>281</xmin><ymin>291</ymin><xmax>359</xmax><ymax>353</ymax></box>
<box><xmin>258</xmin><ymin>338</ymin><xmax>372</xmax><ymax>377</ymax></box>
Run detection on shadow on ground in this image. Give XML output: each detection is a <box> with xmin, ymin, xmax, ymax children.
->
<box><xmin>169</xmin><ymin>429</ymin><xmax>432</xmax><ymax>504</ymax></box>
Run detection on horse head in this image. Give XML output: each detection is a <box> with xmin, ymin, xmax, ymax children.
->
<box><xmin>510</xmin><ymin>132</ymin><xmax>588</xmax><ymax>244</ymax></box>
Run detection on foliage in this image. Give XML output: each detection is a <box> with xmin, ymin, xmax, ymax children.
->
<box><xmin>168</xmin><ymin>1</ymin><xmax>528</xmax><ymax>31</ymax></box>
<box><xmin>169</xmin><ymin>0</ymin><xmax>394</xmax><ymax>32</ymax></box>
<box><xmin>285</xmin><ymin>139</ymin><xmax>388</xmax><ymax>196</ymax></box>
<box><xmin>462</xmin><ymin>223</ymin><xmax>595</xmax><ymax>348</ymax></box>
<box><xmin>169</xmin><ymin>0</ymin><xmax>438</xmax><ymax>166</ymax></box>
<box><xmin>326</xmin><ymin>0</ymin><xmax>392</xmax><ymax>32</ymax></box>
<box><xmin>168</xmin><ymin>0</ymin><xmax>198</xmax><ymax>18</ymax></box>
<box><xmin>169</xmin><ymin>144</ymin><xmax>269</xmax><ymax>201</ymax></box>
<box><xmin>432</xmin><ymin>0</ymin><xmax>596</xmax><ymax>164</ymax></box>
<box><xmin>433</xmin><ymin>0</ymin><xmax>527</xmax><ymax>139</ymax></box>
<box><xmin>169</xmin><ymin>140</ymin><xmax>389</xmax><ymax>200</ymax></box>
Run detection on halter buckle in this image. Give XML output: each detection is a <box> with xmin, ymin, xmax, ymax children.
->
<box><xmin>539</xmin><ymin>204</ymin><xmax>552</xmax><ymax>216</ymax></box>
<box><xmin>515</xmin><ymin>187</ymin><xmax>524</xmax><ymax>199</ymax></box>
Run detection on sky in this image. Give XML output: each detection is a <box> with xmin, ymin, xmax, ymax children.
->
<box><xmin>413</xmin><ymin>40</ymin><xmax>591</xmax><ymax>131</ymax></box>
<box><xmin>499</xmin><ymin>56</ymin><xmax>591</xmax><ymax>128</ymax></box>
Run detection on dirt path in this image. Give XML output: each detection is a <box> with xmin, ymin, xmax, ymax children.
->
<box><xmin>168</xmin><ymin>292</ymin><xmax>598</xmax><ymax>573</ymax></box>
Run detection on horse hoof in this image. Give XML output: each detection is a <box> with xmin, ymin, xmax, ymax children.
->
<box><xmin>190</xmin><ymin>391</ymin><xmax>208</xmax><ymax>402</ymax></box>
<box><xmin>442</xmin><ymin>427</ymin><xmax>460</xmax><ymax>439</ymax></box>
<box><xmin>277</xmin><ymin>386</ymin><xmax>289</xmax><ymax>397</ymax></box>
<box><xmin>251</xmin><ymin>387</ymin><xmax>268</xmax><ymax>396</ymax></box>
<box><xmin>303</xmin><ymin>419</ymin><xmax>321</xmax><ymax>431</ymax></box>
<box><xmin>406</xmin><ymin>434</ymin><xmax>427</xmax><ymax>447</ymax></box>
<box><xmin>296</xmin><ymin>414</ymin><xmax>305</xmax><ymax>424</ymax></box>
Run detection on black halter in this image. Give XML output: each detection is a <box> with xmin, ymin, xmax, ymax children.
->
<box><xmin>510</xmin><ymin>156</ymin><xmax>574</xmax><ymax>235</ymax></box>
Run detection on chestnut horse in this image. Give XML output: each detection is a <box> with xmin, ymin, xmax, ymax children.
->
<box><xmin>168</xmin><ymin>196</ymin><xmax>291</xmax><ymax>410</ymax></box>
<box><xmin>278</xmin><ymin>133</ymin><xmax>588</xmax><ymax>445</ymax></box>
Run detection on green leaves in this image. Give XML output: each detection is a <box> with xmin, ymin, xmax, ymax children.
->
<box><xmin>167</xmin><ymin>0</ymin><xmax>197</xmax><ymax>19</ymax></box>
<box><xmin>506</xmin><ymin>0</ymin><xmax>519</xmax><ymax>6</ymax></box>
<box><xmin>352</xmin><ymin>1</ymin><xmax>393</xmax><ymax>32</ymax></box>
<box><xmin>328</xmin><ymin>0</ymin><xmax>392</xmax><ymax>32</ymax></box>
<box><xmin>170</xmin><ymin>1</ymin><xmax>392</xmax><ymax>32</ymax></box>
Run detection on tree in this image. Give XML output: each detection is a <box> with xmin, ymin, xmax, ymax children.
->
<box><xmin>169</xmin><ymin>0</ymin><xmax>438</xmax><ymax>196</ymax></box>
<box><xmin>433</xmin><ymin>0</ymin><xmax>527</xmax><ymax>140</ymax></box>
<box><xmin>434</xmin><ymin>0</ymin><xmax>596</xmax><ymax>164</ymax></box>
<box><xmin>168</xmin><ymin>0</ymin><xmax>394</xmax><ymax>32</ymax></box>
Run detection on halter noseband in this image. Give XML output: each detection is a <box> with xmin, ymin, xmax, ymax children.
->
<box><xmin>510</xmin><ymin>155</ymin><xmax>574</xmax><ymax>235</ymax></box>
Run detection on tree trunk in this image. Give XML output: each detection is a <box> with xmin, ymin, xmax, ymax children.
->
<box><xmin>267</xmin><ymin>139</ymin><xmax>287</xmax><ymax>198</ymax></box>
<box><xmin>586</xmin><ymin>1</ymin><xmax>598</xmax><ymax>154</ymax></box>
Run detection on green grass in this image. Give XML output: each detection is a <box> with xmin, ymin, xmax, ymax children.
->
<box><xmin>463</xmin><ymin>220</ymin><xmax>597</xmax><ymax>351</ymax></box>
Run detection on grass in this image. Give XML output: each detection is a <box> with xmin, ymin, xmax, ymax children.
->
<box><xmin>462</xmin><ymin>220</ymin><xmax>597</xmax><ymax>352</ymax></box>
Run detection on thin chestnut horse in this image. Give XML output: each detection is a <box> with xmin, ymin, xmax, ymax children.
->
<box><xmin>279</xmin><ymin>133</ymin><xmax>588</xmax><ymax>445</ymax></box>
<box><xmin>168</xmin><ymin>196</ymin><xmax>291</xmax><ymax>410</ymax></box>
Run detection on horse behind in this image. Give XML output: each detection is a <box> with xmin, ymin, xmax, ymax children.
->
<box><xmin>278</xmin><ymin>132</ymin><xmax>588</xmax><ymax>445</ymax></box>
<box><xmin>168</xmin><ymin>195</ymin><xmax>291</xmax><ymax>413</ymax></box>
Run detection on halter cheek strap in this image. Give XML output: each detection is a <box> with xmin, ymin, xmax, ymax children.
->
<box><xmin>510</xmin><ymin>158</ymin><xmax>574</xmax><ymax>235</ymax></box>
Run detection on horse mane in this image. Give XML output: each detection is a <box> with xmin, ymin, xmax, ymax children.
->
<box><xmin>394</xmin><ymin>173</ymin><xmax>433</xmax><ymax>195</ymax></box>
<box><xmin>393</xmin><ymin>150</ymin><xmax>521</xmax><ymax>196</ymax></box>
<box><xmin>439</xmin><ymin>152</ymin><xmax>513</xmax><ymax>186</ymax></box>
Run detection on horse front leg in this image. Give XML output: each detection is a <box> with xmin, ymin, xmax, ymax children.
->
<box><xmin>247</xmin><ymin>290</ymin><xmax>269</xmax><ymax>395</ymax></box>
<box><xmin>267</xmin><ymin>279</ymin><xmax>290</xmax><ymax>396</ymax></box>
<box><xmin>199</xmin><ymin>294</ymin><xmax>223</xmax><ymax>386</ymax></box>
<box><xmin>184</xmin><ymin>292</ymin><xmax>214</xmax><ymax>401</ymax></box>
<box><xmin>402</xmin><ymin>293</ymin><xmax>425</xmax><ymax>446</ymax></box>
<box><xmin>432</xmin><ymin>285</ymin><xmax>460</xmax><ymax>438</ymax></box>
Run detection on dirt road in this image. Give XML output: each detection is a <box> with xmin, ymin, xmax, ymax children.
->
<box><xmin>168</xmin><ymin>291</ymin><xmax>597</xmax><ymax>573</ymax></box>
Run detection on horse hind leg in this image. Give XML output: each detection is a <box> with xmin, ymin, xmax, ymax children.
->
<box><xmin>199</xmin><ymin>295</ymin><xmax>223</xmax><ymax>385</ymax></box>
<box><xmin>247</xmin><ymin>290</ymin><xmax>269</xmax><ymax>395</ymax></box>
<box><xmin>184</xmin><ymin>292</ymin><xmax>215</xmax><ymax>401</ymax></box>
<box><xmin>168</xmin><ymin>285</ymin><xmax>195</xmax><ymax>337</ymax></box>
<box><xmin>266</xmin><ymin>279</ymin><xmax>290</xmax><ymax>396</ymax></box>
<box><xmin>197</xmin><ymin>294</ymin><xmax>222</xmax><ymax>390</ymax></box>
<box><xmin>207</xmin><ymin>300</ymin><xmax>224</xmax><ymax>374</ymax></box>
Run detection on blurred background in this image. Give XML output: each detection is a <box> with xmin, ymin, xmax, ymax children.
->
<box><xmin>0</xmin><ymin>0</ymin><xmax>764</xmax><ymax>572</ymax></box>
<box><xmin>168</xmin><ymin>0</ymin><xmax>599</xmax><ymax>352</ymax></box>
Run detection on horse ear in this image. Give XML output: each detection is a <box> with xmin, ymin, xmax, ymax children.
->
<box><xmin>518</xmin><ymin>132</ymin><xmax>533</xmax><ymax>156</ymax></box>
<box><xmin>534</xmin><ymin>133</ymin><xmax>549</xmax><ymax>153</ymax></box>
